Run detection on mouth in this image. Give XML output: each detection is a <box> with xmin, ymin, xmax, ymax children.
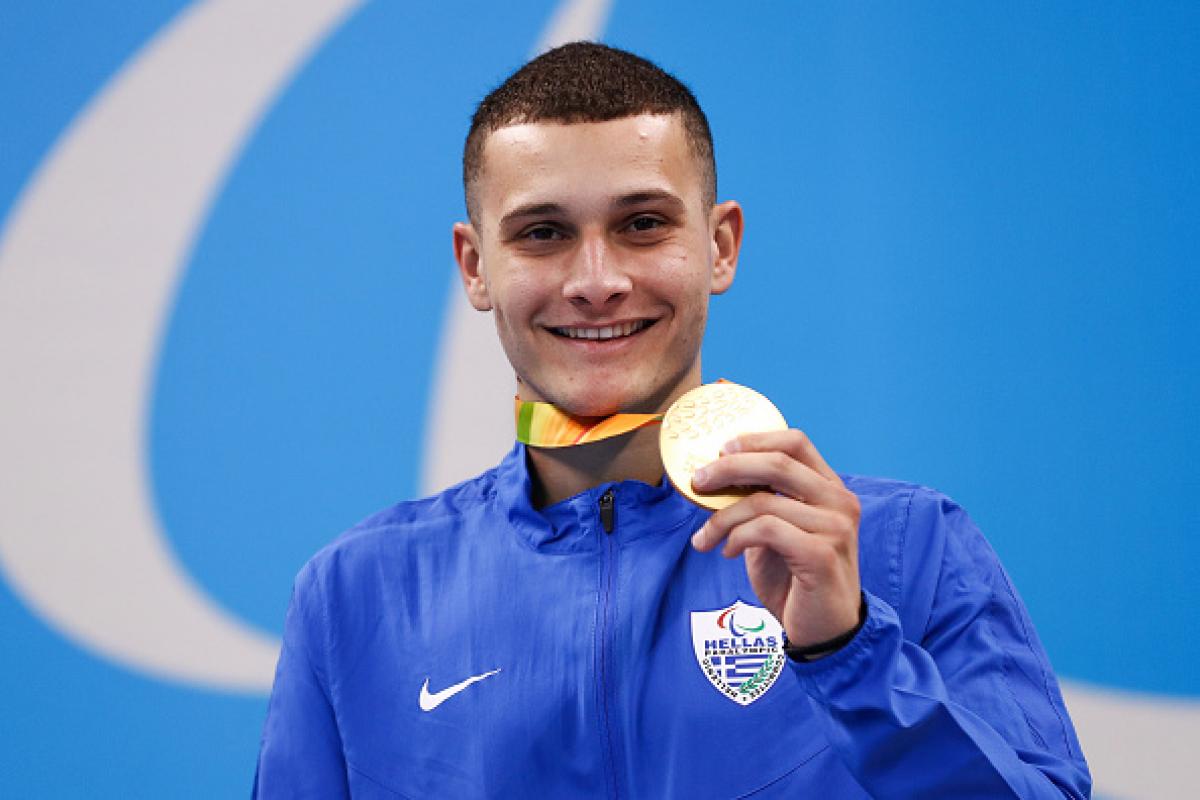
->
<box><xmin>547</xmin><ymin>319</ymin><xmax>656</xmax><ymax>342</ymax></box>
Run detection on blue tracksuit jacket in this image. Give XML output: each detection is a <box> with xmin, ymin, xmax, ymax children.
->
<box><xmin>255</xmin><ymin>444</ymin><xmax>1090</xmax><ymax>798</ymax></box>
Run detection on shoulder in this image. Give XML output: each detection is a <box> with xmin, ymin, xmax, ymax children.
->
<box><xmin>841</xmin><ymin>473</ymin><xmax>973</xmax><ymax>537</ymax></box>
<box><xmin>841</xmin><ymin>473</ymin><xmax>967</xmax><ymax>544</ymax></box>
<box><xmin>840</xmin><ymin>474</ymin><xmax>990</xmax><ymax>632</ymax></box>
<box><xmin>294</xmin><ymin>465</ymin><xmax>502</xmax><ymax>592</ymax></box>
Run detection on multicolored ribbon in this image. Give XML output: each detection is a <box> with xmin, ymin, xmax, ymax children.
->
<box><xmin>514</xmin><ymin>381</ymin><xmax>730</xmax><ymax>448</ymax></box>
<box><xmin>514</xmin><ymin>399</ymin><xmax>663</xmax><ymax>448</ymax></box>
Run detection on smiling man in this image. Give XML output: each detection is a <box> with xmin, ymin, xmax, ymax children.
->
<box><xmin>453</xmin><ymin>108</ymin><xmax>742</xmax><ymax>507</ymax></box>
<box><xmin>255</xmin><ymin>43</ymin><xmax>1090</xmax><ymax>798</ymax></box>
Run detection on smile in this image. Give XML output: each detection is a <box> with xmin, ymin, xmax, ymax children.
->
<box><xmin>549</xmin><ymin>320</ymin><xmax>654</xmax><ymax>341</ymax></box>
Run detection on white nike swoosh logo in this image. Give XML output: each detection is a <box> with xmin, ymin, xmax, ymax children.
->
<box><xmin>418</xmin><ymin>668</ymin><xmax>502</xmax><ymax>712</ymax></box>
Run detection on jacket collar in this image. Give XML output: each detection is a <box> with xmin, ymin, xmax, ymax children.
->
<box><xmin>491</xmin><ymin>443</ymin><xmax>703</xmax><ymax>554</ymax></box>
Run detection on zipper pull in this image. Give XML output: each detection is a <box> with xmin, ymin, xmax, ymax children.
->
<box><xmin>599</xmin><ymin>489</ymin><xmax>615</xmax><ymax>534</ymax></box>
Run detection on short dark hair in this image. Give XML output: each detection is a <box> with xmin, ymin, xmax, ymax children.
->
<box><xmin>463</xmin><ymin>42</ymin><xmax>716</xmax><ymax>222</ymax></box>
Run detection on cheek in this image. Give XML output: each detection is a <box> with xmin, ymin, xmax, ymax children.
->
<box><xmin>650</xmin><ymin>245</ymin><xmax>712</xmax><ymax>307</ymax></box>
<box><xmin>491</xmin><ymin>273</ymin><xmax>541</xmax><ymax>321</ymax></box>
<box><xmin>653</xmin><ymin>241</ymin><xmax>694</xmax><ymax>271</ymax></box>
<box><xmin>651</xmin><ymin>244</ymin><xmax>712</xmax><ymax>350</ymax></box>
<box><xmin>654</xmin><ymin>232</ymin><xmax>711</xmax><ymax>281</ymax></box>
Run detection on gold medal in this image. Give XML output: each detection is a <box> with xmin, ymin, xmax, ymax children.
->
<box><xmin>660</xmin><ymin>382</ymin><xmax>788</xmax><ymax>510</ymax></box>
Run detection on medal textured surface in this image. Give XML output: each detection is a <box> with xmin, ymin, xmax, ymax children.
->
<box><xmin>660</xmin><ymin>383</ymin><xmax>788</xmax><ymax>510</ymax></box>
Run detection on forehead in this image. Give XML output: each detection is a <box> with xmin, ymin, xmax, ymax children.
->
<box><xmin>474</xmin><ymin>114</ymin><xmax>704</xmax><ymax>219</ymax></box>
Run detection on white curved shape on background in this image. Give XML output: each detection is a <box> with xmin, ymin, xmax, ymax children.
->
<box><xmin>422</xmin><ymin>0</ymin><xmax>614</xmax><ymax>494</ymax></box>
<box><xmin>1061</xmin><ymin>681</ymin><xmax>1197</xmax><ymax>799</ymax></box>
<box><xmin>0</xmin><ymin>0</ymin><xmax>363</xmax><ymax>691</ymax></box>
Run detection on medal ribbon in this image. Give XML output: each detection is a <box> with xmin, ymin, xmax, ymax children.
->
<box><xmin>515</xmin><ymin>399</ymin><xmax>663</xmax><ymax>448</ymax></box>
<box><xmin>514</xmin><ymin>380</ymin><xmax>729</xmax><ymax>448</ymax></box>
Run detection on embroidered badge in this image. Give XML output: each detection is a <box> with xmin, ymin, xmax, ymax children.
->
<box><xmin>691</xmin><ymin>599</ymin><xmax>785</xmax><ymax>705</ymax></box>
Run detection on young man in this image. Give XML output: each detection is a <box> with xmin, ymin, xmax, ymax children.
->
<box><xmin>255</xmin><ymin>43</ymin><xmax>1090</xmax><ymax>798</ymax></box>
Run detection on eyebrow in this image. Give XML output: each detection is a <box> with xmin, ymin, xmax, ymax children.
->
<box><xmin>498</xmin><ymin>190</ymin><xmax>687</xmax><ymax>229</ymax></box>
<box><xmin>498</xmin><ymin>202</ymin><xmax>567</xmax><ymax>229</ymax></box>
<box><xmin>614</xmin><ymin>190</ymin><xmax>686</xmax><ymax>211</ymax></box>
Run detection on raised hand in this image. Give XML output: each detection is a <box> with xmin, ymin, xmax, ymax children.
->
<box><xmin>690</xmin><ymin>430</ymin><xmax>863</xmax><ymax>654</ymax></box>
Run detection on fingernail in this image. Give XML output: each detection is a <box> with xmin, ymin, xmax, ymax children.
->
<box><xmin>722</xmin><ymin>438</ymin><xmax>741</xmax><ymax>454</ymax></box>
<box><xmin>691</xmin><ymin>528</ymin><xmax>705</xmax><ymax>549</ymax></box>
<box><xmin>693</xmin><ymin>466</ymin><xmax>708</xmax><ymax>486</ymax></box>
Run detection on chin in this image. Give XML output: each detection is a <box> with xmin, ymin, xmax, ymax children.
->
<box><xmin>534</xmin><ymin>381</ymin><xmax>634</xmax><ymax>418</ymax></box>
<box><xmin>527</xmin><ymin>366</ymin><xmax>689</xmax><ymax>417</ymax></box>
<box><xmin>557</xmin><ymin>396</ymin><xmax>623</xmax><ymax>419</ymax></box>
<box><xmin>567</xmin><ymin>384</ymin><xmax>669</xmax><ymax>418</ymax></box>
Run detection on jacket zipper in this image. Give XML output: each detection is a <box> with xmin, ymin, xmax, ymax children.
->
<box><xmin>597</xmin><ymin>488</ymin><xmax>619</xmax><ymax>798</ymax></box>
<box><xmin>599</xmin><ymin>489</ymin><xmax>615</xmax><ymax>534</ymax></box>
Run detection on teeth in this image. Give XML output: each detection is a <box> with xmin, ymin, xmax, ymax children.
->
<box><xmin>554</xmin><ymin>320</ymin><xmax>649</xmax><ymax>340</ymax></box>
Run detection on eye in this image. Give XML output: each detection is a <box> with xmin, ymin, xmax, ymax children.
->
<box><xmin>521</xmin><ymin>224</ymin><xmax>565</xmax><ymax>242</ymax></box>
<box><xmin>626</xmin><ymin>215</ymin><xmax>664</xmax><ymax>233</ymax></box>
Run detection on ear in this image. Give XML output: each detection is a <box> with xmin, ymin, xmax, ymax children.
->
<box><xmin>708</xmin><ymin>200</ymin><xmax>743</xmax><ymax>295</ymax></box>
<box><xmin>453</xmin><ymin>221</ymin><xmax>492</xmax><ymax>311</ymax></box>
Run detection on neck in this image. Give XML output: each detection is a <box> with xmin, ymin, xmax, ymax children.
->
<box><xmin>527</xmin><ymin>425</ymin><xmax>664</xmax><ymax>507</ymax></box>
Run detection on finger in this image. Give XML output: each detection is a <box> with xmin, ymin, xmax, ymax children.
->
<box><xmin>724</xmin><ymin>429</ymin><xmax>841</xmax><ymax>484</ymax></box>
<box><xmin>719</xmin><ymin>514</ymin><xmax>830</xmax><ymax>567</ymax></box>
<box><xmin>718</xmin><ymin>513</ymin><xmax>795</xmax><ymax>559</ymax></box>
<box><xmin>692</xmin><ymin>450</ymin><xmax>842</xmax><ymax>506</ymax></box>
<box><xmin>692</xmin><ymin>492</ymin><xmax>846</xmax><ymax>552</ymax></box>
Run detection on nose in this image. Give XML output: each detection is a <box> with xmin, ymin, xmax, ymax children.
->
<box><xmin>561</xmin><ymin>233</ymin><xmax>632</xmax><ymax>308</ymax></box>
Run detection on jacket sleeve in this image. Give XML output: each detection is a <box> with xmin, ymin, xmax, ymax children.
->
<box><xmin>253</xmin><ymin>571</ymin><xmax>350</xmax><ymax>799</ymax></box>
<box><xmin>791</xmin><ymin>490</ymin><xmax>1091</xmax><ymax>798</ymax></box>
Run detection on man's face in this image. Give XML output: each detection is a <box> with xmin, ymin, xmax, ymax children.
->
<box><xmin>454</xmin><ymin>114</ymin><xmax>742</xmax><ymax>417</ymax></box>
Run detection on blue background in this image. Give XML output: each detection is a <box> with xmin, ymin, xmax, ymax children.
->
<box><xmin>1</xmin><ymin>1</ymin><xmax>1196</xmax><ymax>796</ymax></box>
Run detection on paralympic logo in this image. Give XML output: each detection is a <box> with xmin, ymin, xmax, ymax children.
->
<box><xmin>718</xmin><ymin>607</ymin><xmax>767</xmax><ymax>637</ymax></box>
